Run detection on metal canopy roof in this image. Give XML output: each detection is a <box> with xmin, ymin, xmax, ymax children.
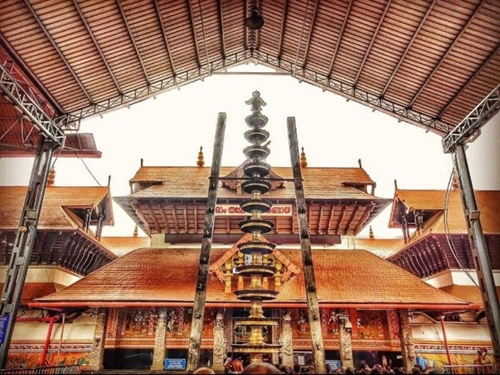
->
<box><xmin>0</xmin><ymin>0</ymin><xmax>499</xmax><ymax>156</ymax></box>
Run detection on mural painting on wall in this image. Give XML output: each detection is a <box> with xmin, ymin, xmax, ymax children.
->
<box><xmin>292</xmin><ymin>309</ymin><xmax>310</xmax><ymax>336</ymax></box>
<box><xmin>117</xmin><ymin>308</ymin><xmax>158</xmax><ymax>338</ymax></box>
<box><xmin>321</xmin><ymin>309</ymin><xmax>340</xmax><ymax>338</ymax></box>
<box><xmin>351</xmin><ymin>310</ymin><xmax>388</xmax><ymax>340</ymax></box>
<box><xmin>7</xmin><ymin>350</ymin><xmax>90</xmax><ymax>369</ymax></box>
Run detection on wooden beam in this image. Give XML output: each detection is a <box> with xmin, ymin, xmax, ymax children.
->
<box><xmin>336</xmin><ymin>205</ymin><xmax>347</xmax><ymax>236</ymax></box>
<box><xmin>159</xmin><ymin>205</ymin><xmax>170</xmax><ymax>233</ymax></box>
<box><xmin>164</xmin><ymin>233</ymin><xmax>341</xmax><ymax>245</ymax></box>
<box><xmin>287</xmin><ymin>117</ymin><xmax>326</xmax><ymax>374</ymax></box>
<box><xmin>277</xmin><ymin>0</ymin><xmax>289</xmax><ymax>59</ymax></box>
<box><xmin>327</xmin><ymin>0</ymin><xmax>352</xmax><ymax>78</ymax></box>
<box><xmin>326</xmin><ymin>204</ymin><xmax>336</xmax><ymax>234</ymax></box>
<box><xmin>153</xmin><ymin>0</ymin><xmax>177</xmax><ymax>76</ymax></box>
<box><xmin>353</xmin><ymin>0</ymin><xmax>392</xmax><ymax>86</ymax></box>
<box><xmin>381</xmin><ymin>0</ymin><xmax>436</xmax><ymax>96</ymax></box>
<box><xmin>171</xmin><ymin>206</ymin><xmax>179</xmax><ymax>232</ymax></box>
<box><xmin>299</xmin><ymin>0</ymin><xmax>320</xmax><ymax>70</ymax></box>
<box><xmin>408</xmin><ymin>0</ymin><xmax>486</xmax><ymax>107</ymax></box>
<box><xmin>217</xmin><ymin>0</ymin><xmax>226</xmax><ymax>58</ymax></box>
<box><xmin>116</xmin><ymin>0</ymin><xmax>150</xmax><ymax>84</ymax></box>
<box><xmin>148</xmin><ymin>208</ymin><xmax>161</xmax><ymax>234</ymax></box>
<box><xmin>186</xmin><ymin>113</ymin><xmax>226</xmax><ymax>372</ymax></box>
<box><xmin>345</xmin><ymin>204</ymin><xmax>360</xmax><ymax>235</ymax></box>
<box><xmin>183</xmin><ymin>205</ymin><xmax>188</xmax><ymax>233</ymax></box>
<box><xmin>73</xmin><ymin>0</ymin><xmax>122</xmax><ymax>93</ymax></box>
<box><xmin>353</xmin><ymin>203</ymin><xmax>375</xmax><ymax>234</ymax></box>
<box><xmin>131</xmin><ymin>202</ymin><xmax>151</xmax><ymax>234</ymax></box>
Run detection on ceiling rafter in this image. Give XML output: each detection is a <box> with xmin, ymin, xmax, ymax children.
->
<box><xmin>327</xmin><ymin>0</ymin><xmax>352</xmax><ymax>78</ymax></box>
<box><xmin>277</xmin><ymin>0</ymin><xmax>289</xmax><ymax>59</ymax></box>
<box><xmin>437</xmin><ymin>43</ymin><xmax>500</xmax><ymax>119</ymax></box>
<box><xmin>195</xmin><ymin>0</ymin><xmax>211</xmax><ymax>67</ymax></box>
<box><xmin>353</xmin><ymin>0</ymin><xmax>392</xmax><ymax>87</ymax></box>
<box><xmin>300</xmin><ymin>0</ymin><xmax>320</xmax><ymax>70</ymax></box>
<box><xmin>381</xmin><ymin>0</ymin><xmax>436</xmax><ymax>96</ymax></box>
<box><xmin>153</xmin><ymin>0</ymin><xmax>177</xmax><ymax>76</ymax></box>
<box><xmin>115</xmin><ymin>0</ymin><xmax>150</xmax><ymax>84</ymax></box>
<box><xmin>244</xmin><ymin>0</ymin><xmax>249</xmax><ymax>51</ymax></box>
<box><xmin>293</xmin><ymin>0</ymin><xmax>312</xmax><ymax>76</ymax></box>
<box><xmin>72</xmin><ymin>0</ymin><xmax>121</xmax><ymax>94</ymax></box>
<box><xmin>187</xmin><ymin>0</ymin><xmax>202</xmax><ymax>68</ymax></box>
<box><xmin>408</xmin><ymin>0</ymin><xmax>486</xmax><ymax>107</ymax></box>
<box><xmin>23</xmin><ymin>0</ymin><xmax>93</xmax><ymax>103</ymax></box>
<box><xmin>0</xmin><ymin>34</ymin><xmax>63</xmax><ymax>114</ymax></box>
<box><xmin>217</xmin><ymin>0</ymin><xmax>227</xmax><ymax>58</ymax></box>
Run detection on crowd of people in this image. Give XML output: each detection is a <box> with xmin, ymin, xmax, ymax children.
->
<box><xmin>190</xmin><ymin>351</ymin><xmax>443</xmax><ymax>374</ymax></box>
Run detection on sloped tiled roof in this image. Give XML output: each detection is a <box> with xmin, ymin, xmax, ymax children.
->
<box><xmin>100</xmin><ymin>236</ymin><xmax>150</xmax><ymax>257</ymax></box>
<box><xmin>33</xmin><ymin>248</ymin><xmax>475</xmax><ymax>310</ymax></box>
<box><xmin>0</xmin><ymin>186</ymin><xmax>112</xmax><ymax>230</ymax></box>
<box><xmin>0</xmin><ymin>282</ymin><xmax>56</xmax><ymax>306</ymax></box>
<box><xmin>126</xmin><ymin>166</ymin><xmax>379</xmax><ymax>200</ymax></box>
<box><xmin>393</xmin><ymin>189</ymin><xmax>447</xmax><ymax>211</ymax></box>
<box><xmin>441</xmin><ymin>285</ymin><xmax>500</xmax><ymax>309</ymax></box>
<box><xmin>349</xmin><ymin>239</ymin><xmax>404</xmax><ymax>258</ymax></box>
<box><xmin>405</xmin><ymin>190</ymin><xmax>500</xmax><ymax>240</ymax></box>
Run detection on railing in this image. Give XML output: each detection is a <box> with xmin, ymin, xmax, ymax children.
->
<box><xmin>0</xmin><ymin>365</ymin><xmax>80</xmax><ymax>374</ymax></box>
<box><xmin>442</xmin><ymin>363</ymin><xmax>498</xmax><ymax>374</ymax></box>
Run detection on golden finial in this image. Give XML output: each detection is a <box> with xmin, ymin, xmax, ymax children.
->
<box><xmin>47</xmin><ymin>167</ymin><xmax>55</xmax><ymax>187</ymax></box>
<box><xmin>300</xmin><ymin>147</ymin><xmax>308</xmax><ymax>168</ymax></box>
<box><xmin>133</xmin><ymin>225</ymin><xmax>138</xmax><ymax>237</ymax></box>
<box><xmin>369</xmin><ymin>225</ymin><xmax>374</xmax><ymax>240</ymax></box>
<box><xmin>197</xmin><ymin>146</ymin><xmax>205</xmax><ymax>167</ymax></box>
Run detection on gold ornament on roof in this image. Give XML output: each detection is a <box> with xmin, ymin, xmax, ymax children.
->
<box><xmin>197</xmin><ymin>146</ymin><xmax>205</xmax><ymax>167</ymax></box>
<box><xmin>300</xmin><ymin>147</ymin><xmax>308</xmax><ymax>168</ymax></box>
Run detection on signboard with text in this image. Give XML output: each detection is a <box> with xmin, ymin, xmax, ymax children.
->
<box><xmin>215</xmin><ymin>204</ymin><xmax>293</xmax><ymax>216</ymax></box>
<box><xmin>0</xmin><ymin>314</ymin><xmax>9</xmax><ymax>344</ymax></box>
<box><xmin>165</xmin><ymin>358</ymin><xmax>186</xmax><ymax>370</ymax></box>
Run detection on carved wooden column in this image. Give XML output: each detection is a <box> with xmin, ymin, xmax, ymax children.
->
<box><xmin>151</xmin><ymin>308</ymin><xmax>167</xmax><ymax>371</ymax></box>
<box><xmin>272</xmin><ymin>309</ymin><xmax>280</xmax><ymax>365</ymax></box>
<box><xmin>212</xmin><ymin>311</ymin><xmax>225</xmax><ymax>373</ymax></box>
<box><xmin>339</xmin><ymin>318</ymin><xmax>353</xmax><ymax>369</ymax></box>
<box><xmin>398</xmin><ymin>310</ymin><xmax>416</xmax><ymax>373</ymax></box>
<box><xmin>280</xmin><ymin>311</ymin><xmax>294</xmax><ymax>367</ymax></box>
<box><xmin>87</xmin><ymin>308</ymin><xmax>108</xmax><ymax>372</ymax></box>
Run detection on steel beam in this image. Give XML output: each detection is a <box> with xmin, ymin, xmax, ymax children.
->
<box><xmin>287</xmin><ymin>117</ymin><xmax>326</xmax><ymax>374</ymax></box>
<box><xmin>257</xmin><ymin>52</ymin><xmax>452</xmax><ymax>135</ymax></box>
<box><xmin>443</xmin><ymin>84</ymin><xmax>500</xmax><ymax>153</ymax></box>
<box><xmin>0</xmin><ymin>62</ymin><xmax>66</xmax><ymax>144</ymax></box>
<box><xmin>0</xmin><ymin>137</ymin><xmax>60</xmax><ymax>368</ymax></box>
<box><xmin>186</xmin><ymin>113</ymin><xmax>226</xmax><ymax>373</ymax></box>
<box><xmin>452</xmin><ymin>144</ymin><xmax>500</xmax><ymax>362</ymax></box>
<box><xmin>61</xmin><ymin>51</ymin><xmax>249</xmax><ymax>126</ymax></box>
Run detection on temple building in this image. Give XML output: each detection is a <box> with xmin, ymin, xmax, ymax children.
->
<box><xmin>2</xmin><ymin>94</ymin><xmax>497</xmax><ymax>373</ymax></box>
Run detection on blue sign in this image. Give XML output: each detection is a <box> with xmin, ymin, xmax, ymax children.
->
<box><xmin>165</xmin><ymin>358</ymin><xmax>187</xmax><ymax>370</ymax></box>
<box><xmin>325</xmin><ymin>360</ymin><xmax>342</xmax><ymax>371</ymax></box>
<box><xmin>0</xmin><ymin>314</ymin><xmax>9</xmax><ymax>344</ymax></box>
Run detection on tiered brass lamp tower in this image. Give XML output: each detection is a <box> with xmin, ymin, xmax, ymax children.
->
<box><xmin>231</xmin><ymin>91</ymin><xmax>282</xmax><ymax>363</ymax></box>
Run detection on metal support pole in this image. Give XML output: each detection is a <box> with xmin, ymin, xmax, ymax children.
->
<box><xmin>186</xmin><ymin>113</ymin><xmax>226</xmax><ymax>373</ymax></box>
<box><xmin>452</xmin><ymin>144</ymin><xmax>500</xmax><ymax>361</ymax></box>
<box><xmin>287</xmin><ymin>117</ymin><xmax>326</xmax><ymax>374</ymax></box>
<box><xmin>0</xmin><ymin>136</ymin><xmax>60</xmax><ymax>368</ymax></box>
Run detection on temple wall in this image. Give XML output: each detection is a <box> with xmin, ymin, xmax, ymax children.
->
<box><xmin>5</xmin><ymin>307</ymin><xmax>494</xmax><ymax>370</ymax></box>
<box><xmin>7</xmin><ymin>314</ymin><xmax>95</xmax><ymax>369</ymax></box>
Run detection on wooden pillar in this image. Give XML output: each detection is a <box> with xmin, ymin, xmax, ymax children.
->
<box><xmin>280</xmin><ymin>311</ymin><xmax>294</xmax><ymax>368</ymax></box>
<box><xmin>151</xmin><ymin>309</ymin><xmax>167</xmax><ymax>371</ymax></box>
<box><xmin>87</xmin><ymin>308</ymin><xmax>108</xmax><ymax>372</ymax></box>
<box><xmin>186</xmin><ymin>113</ymin><xmax>226</xmax><ymax>373</ymax></box>
<box><xmin>212</xmin><ymin>311</ymin><xmax>225</xmax><ymax>373</ymax></box>
<box><xmin>287</xmin><ymin>117</ymin><xmax>326</xmax><ymax>374</ymax></box>
<box><xmin>339</xmin><ymin>318</ymin><xmax>354</xmax><ymax>369</ymax></box>
<box><xmin>272</xmin><ymin>309</ymin><xmax>280</xmax><ymax>366</ymax></box>
<box><xmin>398</xmin><ymin>310</ymin><xmax>416</xmax><ymax>373</ymax></box>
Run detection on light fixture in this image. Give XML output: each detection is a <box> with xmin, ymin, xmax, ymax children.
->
<box><xmin>246</xmin><ymin>2</ymin><xmax>264</xmax><ymax>30</ymax></box>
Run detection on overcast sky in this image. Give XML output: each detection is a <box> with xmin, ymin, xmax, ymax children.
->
<box><xmin>1</xmin><ymin>64</ymin><xmax>499</xmax><ymax>239</ymax></box>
